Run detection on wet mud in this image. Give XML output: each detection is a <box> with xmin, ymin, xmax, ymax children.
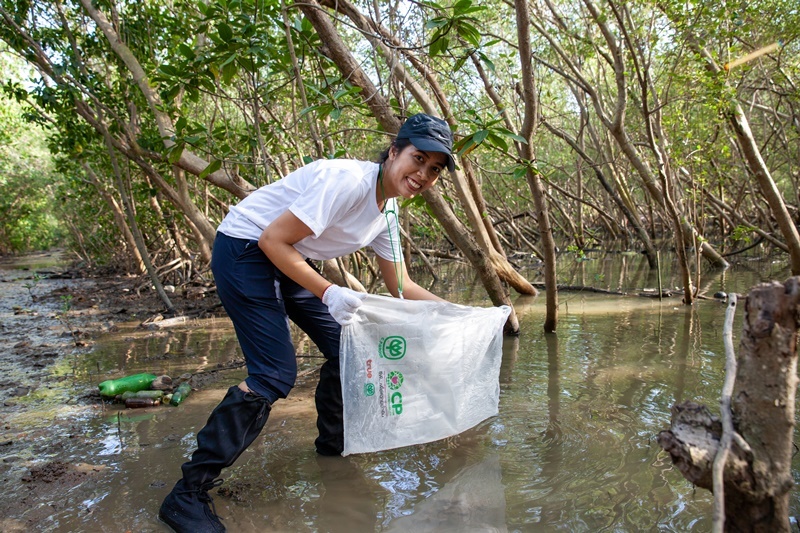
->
<box><xmin>0</xmin><ymin>252</ymin><xmax>237</xmax><ymax>532</ymax></box>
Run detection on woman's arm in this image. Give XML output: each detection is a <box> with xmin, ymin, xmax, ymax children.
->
<box><xmin>377</xmin><ymin>256</ymin><xmax>444</xmax><ymax>301</ymax></box>
<box><xmin>258</xmin><ymin>210</ymin><xmax>331</xmax><ymax>299</ymax></box>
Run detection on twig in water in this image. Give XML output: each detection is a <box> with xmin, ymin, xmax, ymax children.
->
<box><xmin>712</xmin><ymin>294</ymin><xmax>738</xmax><ymax>533</ymax></box>
<box><xmin>117</xmin><ymin>411</ymin><xmax>124</xmax><ymax>451</ymax></box>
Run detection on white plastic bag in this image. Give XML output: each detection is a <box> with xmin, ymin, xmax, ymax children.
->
<box><xmin>340</xmin><ymin>294</ymin><xmax>511</xmax><ymax>455</ymax></box>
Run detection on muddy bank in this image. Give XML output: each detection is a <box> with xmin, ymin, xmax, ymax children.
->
<box><xmin>0</xmin><ymin>252</ymin><xmax>237</xmax><ymax>531</ymax></box>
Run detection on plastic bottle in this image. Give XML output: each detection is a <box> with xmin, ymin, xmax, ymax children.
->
<box><xmin>119</xmin><ymin>390</ymin><xmax>164</xmax><ymax>401</ymax></box>
<box><xmin>125</xmin><ymin>397</ymin><xmax>160</xmax><ymax>408</ymax></box>
<box><xmin>98</xmin><ymin>373</ymin><xmax>157</xmax><ymax>397</ymax></box>
<box><xmin>170</xmin><ymin>383</ymin><xmax>192</xmax><ymax>406</ymax></box>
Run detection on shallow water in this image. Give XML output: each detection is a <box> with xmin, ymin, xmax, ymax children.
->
<box><xmin>4</xmin><ymin>250</ymin><xmax>799</xmax><ymax>532</ymax></box>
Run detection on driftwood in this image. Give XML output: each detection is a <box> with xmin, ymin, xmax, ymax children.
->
<box><xmin>658</xmin><ymin>277</ymin><xmax>800</xmax><ymax>532</ymax></box>
<box><xmin>141</xmin><ymin>315</ymin><xmax>189</xmax><ymax>329</ymax></box>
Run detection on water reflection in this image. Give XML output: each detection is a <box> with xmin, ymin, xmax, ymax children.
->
<box><xmin>384</xmin><ymin>453</ymin><xmax>507</xmax><ymax>532</ymax></box>
<box><xmin>316</xmin><ymin>456</ymin><xmax>377</xmax><ymax>532</ymax></box>
<box><xmin>5</xmin><ymin>251</ymin><xmax>798</xmax><ymax>532</ymax></box>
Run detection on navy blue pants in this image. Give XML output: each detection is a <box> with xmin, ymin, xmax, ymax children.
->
<box><xmin>210</xmin><ymin>232</ymin><xmax>344</xmax><ymax>454</ymax></box>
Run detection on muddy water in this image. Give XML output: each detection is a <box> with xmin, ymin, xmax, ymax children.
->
<box><xmin>3</xmin><ymin>251</ymin><xmax>799</xmax><ymax>532</ymax></box>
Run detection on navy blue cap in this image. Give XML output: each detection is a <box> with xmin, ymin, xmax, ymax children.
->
<box><xmin>397</xmin><ymin>114</ymin><xmax>455</xmax><ymax>172</ymax></box>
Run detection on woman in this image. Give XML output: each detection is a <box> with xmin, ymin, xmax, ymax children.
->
<box><xmin>159</xmin><ymin>113</ymin><xmax>455</xmax><ymax>533</ymax></box>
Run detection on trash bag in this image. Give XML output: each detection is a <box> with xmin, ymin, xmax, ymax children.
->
<box><xmin>340</xmin><ymin>294</ymin><xmax>511</xmax><ymax>455</ymax></box>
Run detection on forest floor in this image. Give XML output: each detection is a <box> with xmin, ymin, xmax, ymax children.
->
<box><xmin>0</xmin><ymin>251</ymin><xmax>223</xmax><ymax>532</ymax></box>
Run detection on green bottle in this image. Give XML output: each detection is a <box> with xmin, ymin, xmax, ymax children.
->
<box><xmin>98</xmin><ymin>373</ymin><xmax>157</xmax><ymax>397</ymax></box>
<box><xmin>170</xmin><ymin>383</ymin><xmax>192</xmax><ymax>406</ymax></box>
<box><xmin>119</xmin><ymin>390</ymin><xmax>164</xmax><ymax>401</ymax></box>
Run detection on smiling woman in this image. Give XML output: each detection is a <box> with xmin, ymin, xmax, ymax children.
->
<box><xmin>377</xmin><ymin>142</ymin><xmax>447</xmax><ymax>203</ymax></box>
<box><xmin>158</xmin><ymin>113</ymin><xmax>457</xmax><ymax>533</ymax></box>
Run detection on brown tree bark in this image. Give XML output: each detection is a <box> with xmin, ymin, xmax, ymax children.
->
<box><xmin>515</xmin><ymin>0</ymin><xmax>558</xmax><ymax>332</ymax></box>
<box><xmin>298</xmin><ymin>0</ymin><xmax>522</xmax><ymax>334</ymax></box>
<box><xmin>532</xmin><ymin>0</ymin><xmax>729</xmax><ymax>270</ymax></box>
<box><xmin>316</xmin><ymin>0</ymin><xmax>537</xmax><ymax>298</ymax></box>
<box><xmin>81</xmin><ymin>163</ymin><xmax>145</xmax><ymax>274</ymax></box>
<box><xmin>658</xmin><ymin>277</ymin><xmax>800</xmax><ymax>532</ymax></box>
<box><xmin>78</xmin><ymin>0</ymin><xmax>255</xmax><ymax>198</ymax></box>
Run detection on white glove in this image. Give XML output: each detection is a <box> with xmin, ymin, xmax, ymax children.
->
<box><xmin>322</xmin><ymin>285</ymin><xmax>367</xmax><ymax>326</ymax></box>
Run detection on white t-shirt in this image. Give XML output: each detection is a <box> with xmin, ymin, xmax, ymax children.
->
<box><xmin>217</xmin><ymin>159</ymin><xmax>402</xmax><ymax>262</ymax></box>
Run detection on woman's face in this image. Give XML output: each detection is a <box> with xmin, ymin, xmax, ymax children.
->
<box><xmin>383</xmin><ymin>144</ymin><xmax>448</xmax><ymax>199</ymax></box>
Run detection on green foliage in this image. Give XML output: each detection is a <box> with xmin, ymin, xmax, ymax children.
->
<box><xmin>154</xmin><ymin>0</ymin><xmax>285</xmax><ymax>101</ymax></box>
<box><xmin>453</xmin><ymin>109</ymin><xmax>526</xmax><ymax>157</ymax></box>
<box><xmin>23</xmin><ymin>272</ymin><xmax>41</xmax><ymax>303</ymax></box>
<box><xmin>424</xmin><ymin>0</ymin><xmax>487</xmax><ymax>56</ymax></box>
<box><xmin>566</xmin><ymin>244</ymin><xmax>587</xmax><ymax>260</ymax></box>
<box><xmin>731</xmin><ymin>225</ymin><xmax>756</xmax><ymax>243</ymax></box>
<box><xmin>0</xmin><ymin>0</ymin><xmax>797</xmax><ymax>268</ymax></box>
<box><xmin>0</xmin><ymin>73</ymin><xmax>66</xmax><ymax>254</ymax></box>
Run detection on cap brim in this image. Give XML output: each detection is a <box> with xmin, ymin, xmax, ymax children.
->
<box><xmin>410</xmin><ymin>137</ymin><xmax>456</xmax><ymax>172</ymax></box>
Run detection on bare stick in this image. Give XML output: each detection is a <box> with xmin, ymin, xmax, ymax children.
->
<box><xmin>712</xmin><ymin>293</ymin><xmax>738</xmax><ymax>533</ymax></box>
<box><xmin>724</xmin><ymin>42</ymin><xmax>781</xmax><ymax>71</ymax></box>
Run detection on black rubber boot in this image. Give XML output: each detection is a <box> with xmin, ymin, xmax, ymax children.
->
<box><xmin>314</xmin><ymin>357</ymin><xmax>344</xmax><ymax>456</ymax></box>
<box><xmin>159</xmin><ymin>386</ymin><xmax>272</xmax><ymax>533</ymax></box>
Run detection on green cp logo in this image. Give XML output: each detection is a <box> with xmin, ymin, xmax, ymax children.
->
<box><xmin>380</xmin><ymin>336</ymin><xmax>407</xmax><ymax>360</ymax></box>
<box><xmin>364</xmin><ymin>383</ymin><xmax>375</xmax><ymax>396</ymax></box>
<box><xmin>386</xmin><ymin>371</ymin><xmax>405</xmax><ymax>415</ymax></box>
<box><xmin>386</xmin><ymin>371</ymin><xmax>404</xmax><ymax>390</ymax></box>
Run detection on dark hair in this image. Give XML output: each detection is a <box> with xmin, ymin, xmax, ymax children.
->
<box><xmin>376</xmin><ymin>138</ymin><xmax>413</xmax><ymax>164</ymax></box>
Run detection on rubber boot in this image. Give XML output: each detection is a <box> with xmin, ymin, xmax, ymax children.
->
<box><xmin>314</xmin><ymin>357</ymin><xmax>344</xmax><ymax>456</ymax></box>
<box><xmin>159</xmin><ymin>386</ymin><xmax>272</xmax><ymax>533</ymax></box>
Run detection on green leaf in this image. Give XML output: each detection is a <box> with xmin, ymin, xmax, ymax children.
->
<box><xmin>167</xmin><ymin>142</ymin><xmax>185</xmax><ymax>164</ymax></box>
<box><xmin>455</xmin><ymin>136</ymin><xmax>476</xmax><ymax>156</ymax></box>
<box><xmin>453</xmin><ymin>0</ymin><xmax>473</xmax><ymax>14</ymax></box>
<box><xmin>299</xmin><ymin>105</ymin><xmax>318</xmax><ymax>117</ymax></box>
<box><xmin>421</xmin><ymin>1</ymin><xmax>445</xmax><ymax>11</ymax></box>
<box><xmin>175</xmin><ymin>116</ymin><xmax>187</xmax><ymax>134</ymax></box>
<box><xmin>157</xmin><ymin>64</ymin><xmax>179</xmax><ymax>77</ymax></box>
<box><xmin>478</xmin><ymin>52</ymin><xmax>495</xmax><ymax>73</ymax></box>
<box><xmin>220</xmin><ymin>53</ymin><xmax>238</xmax><ymax>67</ymax></box>
<box><xmin>425</xmin><ymin>18</ymin><xmax>448</xmax><ymax>30</ymax></box>
<box><xmin>400</xmin><ymin>194</ymin><xmax>427</xmax><ymax>209</ymax></box>
<box><xmin>163</xmin><ymin>85</ymin><xmax>181</xmax><ymax>103</ymax></box>
<box><xmin>315</xmin><ymin>103</ymin><xmax>334</xmax><ymax>119</ymax></box>
<box><xmin>430</xmin><ymin>35</ymin><xmax>449</xmax><ymax>56</ymax></box>
<box><xmin>178</xmin><ymin>43</ymin><xmax>195</xmax><ymax>60</ymax></box>
<box><xmin>513</xmin><ymin>166</ymin><xmax>527</xmax><ymax>179</ymax></box>
<box><xmin>221</xmin><ymin>61</ymin><xmax>238</xmax><ymax>84</ymax></box>
<box><xmin>486</xmin><ymin>132</ymin><xmax>508</xmax><ymax>151</ymax></box>
<box><xmin>200</xmin><ymin>77</ymin><xmax>217</xmax><ymax>92</ymax></box>
<box><xmin>218</xmin><ymin>22</ymin><xmax>234</xmax><ymax>42</ymax></box>
<box><xmin>474</xmin><ymin>129</ymin><xmax>489</xmax><ymax>143</ymax></box>
<box><xmin>239</xmin><ymin>56</ymin><xmax>255</xmax><ymax>71</ymax></box>
<box><xmin>457</xmin><ymin>22</ymin><xmax>481</xmax><ymax>48</ymax></box>
<box><xmin>495</xmin><ymin>127</ymin><xmax>527</xmax><ymax>144</ymax></box>
<box><xmin>199</xmin><ymin>159</ymin><xmax>222</xmax><ymax>179</ymax></box>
